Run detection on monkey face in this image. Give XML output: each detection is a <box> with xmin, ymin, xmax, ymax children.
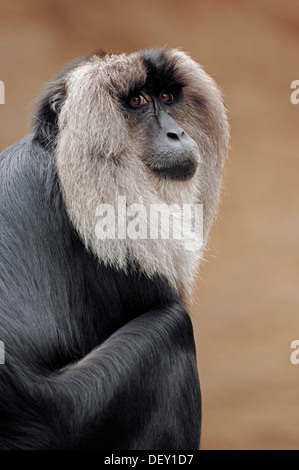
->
<box><xmin>33</xmin><ymin>47</ymin><xmax>229</xmax><ymax>251</ymax></box>
<box><xmin>123</xmin><ymin>87</ymin><xmax>200</xmax><ymax>182</ymax></box>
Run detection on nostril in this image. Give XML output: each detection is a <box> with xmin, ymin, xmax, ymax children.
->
<box><xmin>167</xmin><ymin>132</ymin><xmax>180</xmax><ymax>141</ymax></box>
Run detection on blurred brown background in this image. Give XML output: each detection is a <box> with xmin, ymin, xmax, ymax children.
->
<box><xmin>1</xmin><ymin>0</ymin><xmax>298</xmax><ymax>450</ymax></box>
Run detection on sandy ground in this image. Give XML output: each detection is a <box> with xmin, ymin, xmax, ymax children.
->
<box><xmin>0</xmin><ymin>0</ymin><xmax>298</xmax><ymax>450</ymax></box>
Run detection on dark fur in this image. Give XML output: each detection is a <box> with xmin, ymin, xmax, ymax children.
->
<box><xmin>142</xmin><ymin>48</ymin><xmax>186</xmax><ymax>94</ymax></box>
<box><xmin>0</xmin><ymin>84</ymin><xmax>201</xmax><ymax>448</ymax></box>
<box><xmin>120</xmin><ymin>49</ymin><xmax>185</xmax><ymax>107</ymax></box>
<box><xmin>32</xmin><ymin>58</ymin><xmax>85</xmax><ymax>150</ymax></box>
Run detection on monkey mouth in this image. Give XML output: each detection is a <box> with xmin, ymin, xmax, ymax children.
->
<box><xmin>148</xmin><ymin>159</ymin><xmax>198</xmax><ymax>181</ymax></box>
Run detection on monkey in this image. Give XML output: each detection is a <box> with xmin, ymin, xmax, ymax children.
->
<box><xmin>0</xmin><ymin>48</ymin><xmax>229</xmax><ymax>450</ymax></box>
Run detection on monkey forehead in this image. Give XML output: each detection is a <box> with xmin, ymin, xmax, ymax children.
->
<box><xmin>63</xmin><ymin>48</ymin><xmax>219</xmax><ymax>100</ymax></box>
<box><xmin>65</xmin><ymin>52</ymin><xmax>147</xmax><ymax>95</ymax></box>
<box><xmin>64</xmin><ymin>48</ymin><xmax>204</xmax><ymax>96</ymax></box>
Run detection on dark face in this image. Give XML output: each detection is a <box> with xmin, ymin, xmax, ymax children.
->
<box><xmin>122</xmin><ymin>86</ymin><xmax>200</xmax><ymax>182</ymax></box>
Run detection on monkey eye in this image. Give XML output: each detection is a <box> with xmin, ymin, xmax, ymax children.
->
<box><xmin>160</xmin><ymin>91</ymin><xmax>175</xmax><ymax>104</ymax></box>
<box><xmin>129</xmin><ymin>94</ymin><xmax>148</xmax><ymax>107</ymax></box>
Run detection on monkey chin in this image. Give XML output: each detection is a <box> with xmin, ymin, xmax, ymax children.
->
<box><xmin>149</xmin><ymin>159</ymin><xmax>198</xmax><ymax>181</ymax></box>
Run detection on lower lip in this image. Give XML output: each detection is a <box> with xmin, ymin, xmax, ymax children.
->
<box><xmin>151</xmin><ymin>160</ymin><xmax>198</xmax><ymax>181</ymax></box>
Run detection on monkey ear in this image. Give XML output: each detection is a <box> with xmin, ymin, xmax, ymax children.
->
<box><xmin>32</xmin><ymin>79</ymin><xmax>66</xmax><ymax>150</ymax></box>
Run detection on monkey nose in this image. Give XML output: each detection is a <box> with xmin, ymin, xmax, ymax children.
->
<box><xmin>167</xmin><ymin>130</ymin><xmax>185</xmax><ymax>141</ymax></box>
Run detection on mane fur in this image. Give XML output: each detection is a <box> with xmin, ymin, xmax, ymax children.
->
<box><xmin>34</xmin><ymin>48</ymin><xmax>230</xmax><ymax>301</ymax></box>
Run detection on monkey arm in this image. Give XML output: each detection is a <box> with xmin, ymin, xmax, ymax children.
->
<box><xmin>52</xmin><ymin>303</ymin><xmax>201</xmax><ymax>450</ymax></box>
<box><xmin>0</xmin><ymin>304</ymin><xmax>201</xmax><ymax>450</ymax></box>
